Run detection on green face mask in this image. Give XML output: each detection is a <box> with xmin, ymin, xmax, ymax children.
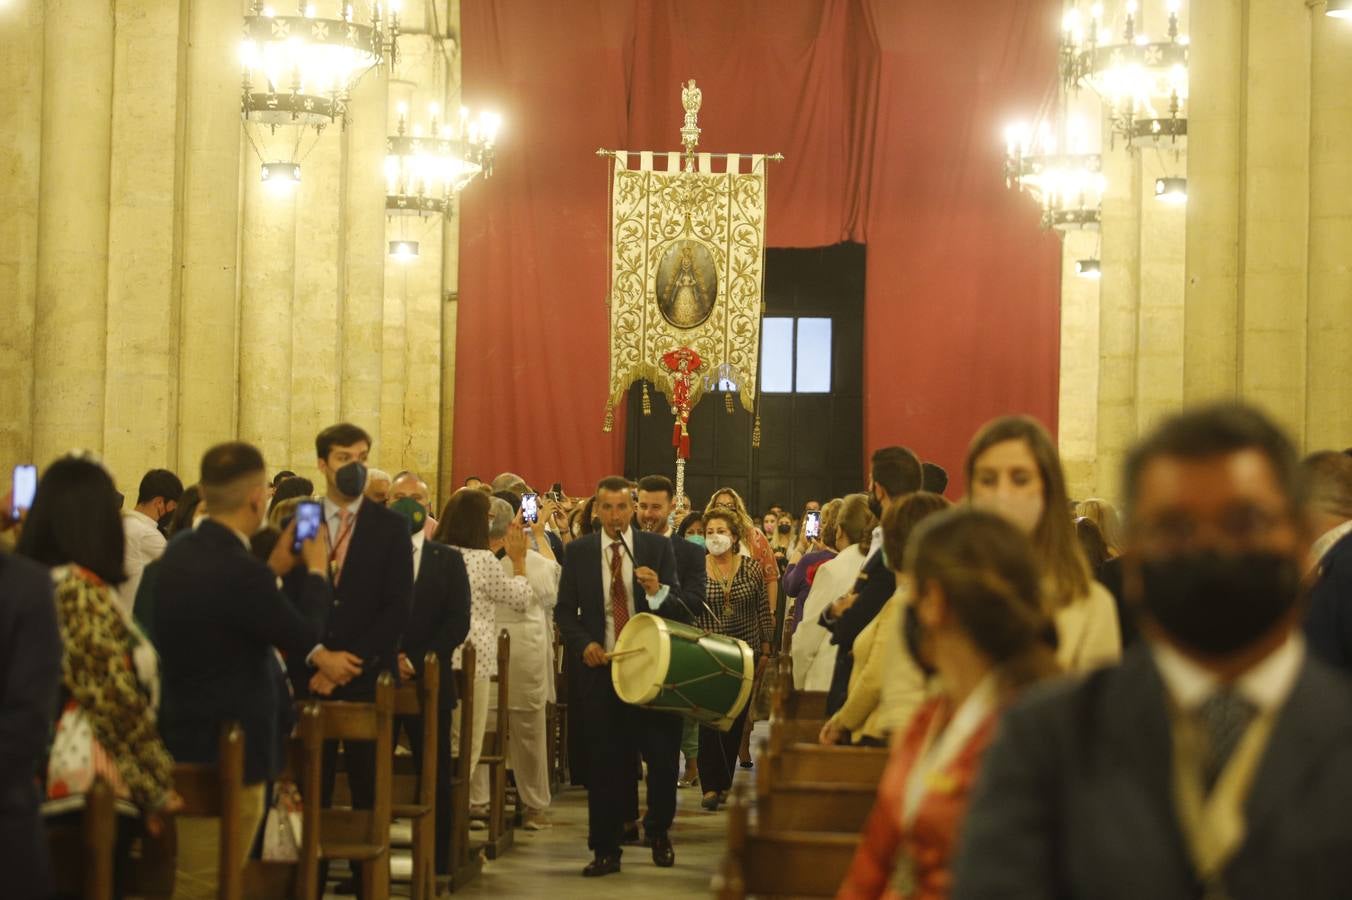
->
<box><xmin>686</xmin><ymin>534</ymin><xmax>706</xmax><ymax>549</ymax></box>
<box><xmin>390</xmin><ymin>497</ymin><xmax>427</xmax><ymax>536</ymax></box>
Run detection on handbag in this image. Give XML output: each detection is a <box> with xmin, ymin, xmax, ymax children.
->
<box><xmin>748</xmin><ymin>655</ymin><xmax>777</xmax><ymax>722</ymax></box>
<box><xmin>261</xmin><ymin>780</ymin><xmax>304</xmax><ymax>862</ymax></box>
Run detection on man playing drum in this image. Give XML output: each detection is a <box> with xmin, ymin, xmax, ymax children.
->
<box><xmin>554</xmin><ymin>476</ymin><xmax>691</xmax><ymax>877</ymax></box>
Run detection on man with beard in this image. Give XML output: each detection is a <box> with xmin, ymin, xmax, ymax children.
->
<box><xmin>953</xmin><ymin>405</ymin><xmax>1352</xmax><ymax>900</ymax></box>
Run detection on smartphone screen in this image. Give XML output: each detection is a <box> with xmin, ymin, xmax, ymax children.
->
<box><xmin>293</xmin><ymin>500</ymin><xmax>323</xmax><ymax>553</ymax></box>
<box><xmin>11</xmin><ymin>465</ymin><xmax>36</xmax><ymax>520</ymax></box>
<box><xmin>804</xmin><ymin>510</ymin><xmax>821</xmax><ymax>541</ymax></box>
<box><xmin>521</xmin><ymin>492</ymin><xmax>539</xmax><ymax>525</ymax></box>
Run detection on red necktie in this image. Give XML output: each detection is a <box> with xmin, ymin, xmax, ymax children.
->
<box><xmin>610</xmin><ymin>542</ymin><xmax>630</xmax><ymax>638</ymax></box>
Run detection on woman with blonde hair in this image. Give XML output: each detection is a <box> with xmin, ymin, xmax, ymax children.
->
<box><xmin>964</xmin><ymin>416</ymin><xmax>1121</xmax><ymax>672</ymax></box>
<box><xmin>837</xmin><ymin>508</ymin><xmax>1060</xmax><ymax>898</ymax></box>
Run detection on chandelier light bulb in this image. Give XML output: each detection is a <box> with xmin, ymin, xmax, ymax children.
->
<box><xmin>389</xmin><ymin>240</ymin><xmax>419</xmax><ymax>261</ymax></box>
<box><xmin>304</xmin><ymin>3</ymin><xmax>316</xmax><ymax>17</ymax></box>
<box><xmin>1328</xmin><ymin>0</ymin><xmax>1352</xmax><ymax>17</ymax></box>
<box><xmin>1091</xmin><ymin>4</ymin><xmax>1103</xmax><ymax>20</ymax></box>
<box><xmin>1155</xmin><ymin>177</ymin><xmax>1187</xmax><ymax>204</ymax></box>
<box><xmin>1076</xmin><ymin>259</ymin><xmax>1102</xmax><ymax>280</ymax></box>
<box><xmin>263</xmin><ymin>5</ymin><xmax>276</xmax><ymax>17</ymax></box>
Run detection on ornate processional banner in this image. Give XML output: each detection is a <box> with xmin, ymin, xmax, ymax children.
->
<box><xmin>601</xmin><ymin>83</ymin><xmax>775</xmax><ymax>466</ymax></box>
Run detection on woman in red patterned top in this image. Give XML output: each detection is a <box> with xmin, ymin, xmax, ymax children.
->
<box><xmin>837</xmin><ymin>508</ymin><xmax>1059</xmax><ymax>900</ymax></box>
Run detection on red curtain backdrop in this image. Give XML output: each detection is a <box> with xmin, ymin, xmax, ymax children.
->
<box><xmin>456</xmin><ymin>0</ymin><xmax>1062</xmax><ymax>496</ymax></box>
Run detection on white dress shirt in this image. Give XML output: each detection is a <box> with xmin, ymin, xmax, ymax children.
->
<box><xmin>1152</xmin><ymin>634</ymin><xmax>1305</xmax><ymax>716</ymax></box>
<box><xmin>411</xmin><ymin>530</ymin><xmax>425</xmax><ymax>580</ymax></box>
<box><xmin>120</xmin><ymin>509</ymin><xmax>167</xmax><ymax>614</ymax></box>
<box><xmin>323</xmin><ymin>495</ymin><xmax>363</xmax><ymax>550</ymax></box>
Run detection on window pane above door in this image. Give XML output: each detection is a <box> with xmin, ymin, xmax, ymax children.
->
<box><xmin>760</xmin><ymin>317</ymin><xmax>794</xmax><ymax>393</ymax></box>
<box><xmin>795</xmin><ymin>317</ymin><xmax>832</xmax><ymax>393</ymax></box>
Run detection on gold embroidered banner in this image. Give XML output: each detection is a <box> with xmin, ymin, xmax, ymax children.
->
<box><xmin>603</xmin><ymin>150</ymin><xmax>768</xmax><ymax>425</ymax></box>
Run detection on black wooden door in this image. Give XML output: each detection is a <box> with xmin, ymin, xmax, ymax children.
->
<box><xmin>625</xmin><ymin>242</ymin><xmax>865</xmax><ymax>514</ymax></box>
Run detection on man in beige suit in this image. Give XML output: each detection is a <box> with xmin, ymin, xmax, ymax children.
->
<box><xmin>954</xmin><ymin>404</ymin><xmax>1352</xmax><ymax>900</ymax></box>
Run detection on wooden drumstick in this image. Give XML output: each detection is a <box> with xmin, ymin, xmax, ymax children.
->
<box><xmin>605</xmin><ymin>647</ymin><xmax>648</xmax><ymax>661</ymax></box>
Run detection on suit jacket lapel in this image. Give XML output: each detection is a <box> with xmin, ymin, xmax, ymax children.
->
<box><xmin>1243</xmin><ymin>659</ymin><xmax>1352</xmax><ymax>843</ymax></box>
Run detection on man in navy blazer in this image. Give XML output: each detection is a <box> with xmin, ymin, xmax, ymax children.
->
<box><xmin>556</xmin><ymin>476</ymin><xmax>689</xmax><ymax>877</ymax></box>
<box><xmin>390</xmin><ymin>473</ymin><xmax>472</xmax><ymax>876</ymax></box>
<box><xmin>0</xmin><ymin>550</ymin><xmax>61</xmax><ymax>900</ymax></box>
<box><xmin>954</xmin><ymin>405</ymin><xmax>1352</xmax><ymax>900</ymax></box>
<box><xmin>297</xmin><ymin>423</ymin><xmax>413</xmax><ymax>897</ymax></box>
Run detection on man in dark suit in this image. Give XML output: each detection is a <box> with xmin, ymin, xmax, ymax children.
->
<box><xmin>555</xmin><ymin>476</ymin><xmax>690</xmax><ymax>877</ymax></box>
<box><xmin>0</xmin><ymin>549</ymin><xmax>61</xmax><ymax>900</ymax></box>
<box><xmin>296</xmin><ymin>423</ymin><xmax>413</xmax><ymax>896</ymax></box>
<box><xmin>155</xmin><ymin>442</ymin><xmax>350</xmax><ymax>886</ymax></box>
<box><xmin>1301</xmin><ymin>451</ymin><xmax>1352</xmax><ymax>673</ymax></box>
<box><xmin>820</xmin><ymin>446</ymin><xmax>922</xmax><ymax>714</ymax></box>
<box><xmin>953</xmin><ymin>405</ymin><xmax>1352</xmax><ymax>900</ymax></box>
<box><xmin>389</xmin><ymin>473</ymin><xmax>472</xmax><ymax>876</ymax></box>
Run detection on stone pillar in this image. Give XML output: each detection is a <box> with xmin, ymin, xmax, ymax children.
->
<box><xmin>290</xmin><ymin>134</ymin><xmax>344</xmax><ymax>477</ymax></box>
<box><xmin>1238</xmin><ymin>2</ymin><xmax>1310</xmax><ymax>444</ymax></box>
<box><xmin>1094</xmin><ymin>143</ymin><xmax>1141</xmax><ymax>504</ymax></box>
<box><xmin>33</xmin><ymin>0</ymin><xmax>114</xmax><ymax>464</ymax></box>
<box><xmin>1182</xmin><ymin>0</ymin><xmax>1242</xmax><ymax>404</ymax></box>
<box><xmin>177</xmin><ymin>0</ymin><xmax>244</xmax><ymax>475</ymax></box>
<box><xmin>437</xmin><ymin>0</ymin><xmax>464</xmax><ymax>507</ymax></box>
<box><xmin>0</xmin><ymin>1</ymin><xmax>44</xmax><ymax>473</ymax></box>
<box><xmin>340</xmin><ymin>68</ymin><xmax>389</xmax><ymax>449</ymax></box>
<box><xmin>1304</xmin><ymin>11</ymin><xmax>1352</xmax><ymax>452</ymax></box>
<box><xmin>1134</xmin><ymin>149</ymin><xmax>1186</xmax><ymax>436</ymax></box>
<box><xmin>238</xmin><ymin>166</ymin><xmax>297</xmax><ymax>470</ymax></box>
<box><xmin>103</xmin><ymin>0</ymin><xmax>184</xmax><ymax>487</ymax></box>
<box><xmin>1057</xmin><ymin>229</ymin><xmax>1100</xmax><ymax>502</ymax></box>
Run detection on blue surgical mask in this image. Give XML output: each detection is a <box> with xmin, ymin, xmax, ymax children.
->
<box><xmin>686</xmin><ymin>534</ymin><xmax>706</xmax><ymax>549</ymax></box>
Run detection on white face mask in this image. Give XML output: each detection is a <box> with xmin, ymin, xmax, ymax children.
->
<box><xmin>973</xmin><ymin>493</ymin><xmax>1044</xmax><ymax>536</ymax></box>
<box><xmin>705</xmin><ymin>533</ymin><xmax>733</xmax><ymax>555</ymax></box>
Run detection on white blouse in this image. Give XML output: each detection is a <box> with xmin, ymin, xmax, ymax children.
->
<box><xmin>452</xmin><ymin>547</ymin><xmax>531</xmax><ymax>679</ymax></box>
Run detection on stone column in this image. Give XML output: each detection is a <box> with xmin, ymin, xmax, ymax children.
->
<box><xmin>0</xmin><ymin>1</ymin><xmax>44</xmax><ymax>473</ymax></box>
<box><xmin>1304</xmin><ymin>11</ymin><xmax>1352</xmax><ymax>452</ymax></box>
<box><xmin>1094</xmin><ymin>142</ymin><xmax>1141</xmax><ymax>504</ymax></box>
<box><xmin>33</xmin><ymin>0</ymin><xmax>114</xmax><ymax>464</ymax></box>
<box><xmin>177</xmin><ymin>0</ymin><xmax>244</xmax><ymax>475</ymax></box>
<box><xmin>1134</xmin><ymin>148</ymin><xmax>1186</xmax><ymax>436</ymax></box>
<box><xmin>238</xmin><ymin>165</ymin><xmax>297</xmax><ymax>470</ymax></box>
<box><xmin>340</xmin><ymin>67</ymin><xmax>389</xmax><ymax>449</ymax></box>
<box><xmin>1238</xmin><ymin>2</ymin><xmax>1310</xmax><ymax>444</ymax></box>
<box><xmin>1182</xmin><ymin>0</ymin><xmax>1242</xmax><ymax>404</ymax></box>
<box><xmin>290</xmin><ymin>133</ymin><xmax>344</xmax><ymax>476</ymax></box>
<box><xmin>103</xmin><ymin>0</ymin><xmax>184</xmax><ymax>486</ymax></box>
<box><xmin>437</xmin><ymin>0</ymin><xmax>464</xmax><ymax>507</ymax></box>
<box><xmin>1057</xmin><ymin>228</ymin><xmax>1100</xmax><ymax>501</ymax></box>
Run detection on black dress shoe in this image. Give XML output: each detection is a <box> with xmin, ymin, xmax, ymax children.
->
<box><xmin>701</xmin><ymin>792</ymin><xmax>720</xmax><ymax>811</ymax></box>
<box><xmin>621</xmin><ymin>823</ymin><xmax>644</xmax><ymax>845</ymax></box>
<box><xmin>650</xmin><ymin>834</ymin><xmax>675</xmax><ymax>868</ymax></box>
<box><xmin>582</xmin><ymin>854</ymin><xmax>622</xmax><ymax>877</ymax></box>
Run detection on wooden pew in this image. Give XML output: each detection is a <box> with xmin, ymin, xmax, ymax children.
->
<box><xmin>244</xmin><ymin>702</ymin><xmax>324</xmax><ymax>900</ymax></box>
<box><xmin>170</xmin><ymin>723</ymin><xmax>246</xmax><ymax>900</ymax></box>
<box><xmin>713</xmin><ymin>784</ymin><xmax>861</xmax><ymax>899</ymax></box>
<box><xmin>316</xmin><ymin>673</ymin><xmax>396</xmax><ymax>900</ymax></box>
<box><xmin>478</xmin><ymin>629</ymin><xmax>514</xmax><ymax>859</ymax></box>
<box><xmin>445</xmin><ymin>643</ymin><xmax>483</xmax><ymax>892</ymax></box>
<box><xmin>392</xmin><ymin>652</ymin><xmax>439</xmax><ymax>900</ymax></box>
<box><xmin>754</xmin><ymin>738</ymin><xmax>879</xmax><ymax>835</ymax></box>
<box><xmin>44</xmin><ymin>775</ymin><xmax>117</xmax><ymax>900</ymax></box>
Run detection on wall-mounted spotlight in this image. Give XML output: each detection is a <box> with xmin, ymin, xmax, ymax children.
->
<box><xmin>1075</xmin><ymin>258</ymin><xmax>1102</xmax><ymax>280</ymax></box>
<box><xmin>261</xmin><ymin>162</ymin><xmax>301</xmax><ymax>184</ymax></box>
<box><xmin>1154</xmin><ymin>177</ymin><xmax>1188</xmax><ymax>205</ymax></box>
<box><xmin>1327</xmin><ymin>0</ymin><xmax>1352</xmax><ymax>19</ymax></box>
<box><xmin>388</xmin><ymin>239</ymin><xmax>419</xmax><ymax>262</ymax></box>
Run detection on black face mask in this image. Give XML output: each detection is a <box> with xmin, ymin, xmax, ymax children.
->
<box><xmin>777</xmin><ymin>522</ymin><xmax>792</xmax><ymax>535</ymax></box>
<box><xmin>902</xmin><ymin>603</ymin><xmax>937</xmax><ymax>677</ymax></box>
<box><xmin>335</xmin><ymin>461</ymin><xmax>367</xmax><ymax>498</ymax></box>
<box><xmin>1138</xmin><ymin>550</ymin><xmax>1302</xmax><ymax>656</ymax></box>
<box><xmin>868</xmin><ymin>493</ymin><xmax>884</xmax><ymax>520</ymax></box>
<box><xmin>157</xmin><ymin>510</ymin><xmax>175</xmax><ymax>534</ymax></box>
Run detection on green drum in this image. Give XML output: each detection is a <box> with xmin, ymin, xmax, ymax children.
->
<box><xmin>610</xmin><ymin>612</ymin><xmax>755</xmax><ymax>732</ymax></box>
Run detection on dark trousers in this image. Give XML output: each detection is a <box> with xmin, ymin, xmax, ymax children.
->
<box><xmin>397</xmin><ymin>708</ymin><xmax>455</xmax><ymax>874</ymax></box>
<box><xmin>578</xmin><ymin>667</ymin><xmax>681</xmax><ymax>854</ymax></box>
<box><xmin>825</xmin><ymin>651</ymin><xmax>853</xmax><ymax>717</ymax></box>
<box><xmin>318</xmin><ymin>738</ymin><xmax>376</xmax><ymax>894</ymax></box>
<box><xmin>698</xmin><ymin>702</ymin><xmax>751</xmax><ymax>795</ymax></box>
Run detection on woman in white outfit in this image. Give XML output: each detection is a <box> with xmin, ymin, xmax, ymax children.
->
<box><xmin>791</xmin><ymin>494</ymin><xmax>877</xmax><ymax>690</ymax></box>
<box><xmin>480</xmin><ymin>498</ymin><xmax>561</xmax><ymax>830</ymax></box>
<box><xmin>434</xmin><ymin>489</ymin><xmax>531</xmax><ymax>828</ymax></box>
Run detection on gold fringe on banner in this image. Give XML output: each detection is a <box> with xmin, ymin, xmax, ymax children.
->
<box><xmin>642</xmin><ymin>382</ymin><xmax>652</xmax><ymax>416</ymax></box>
<box><xmin>603</xmin><ymin>406</ymin><xmax>615</xmax><ymax>433</ymax></box>
<box><xmin>724</xmin><ymin>392</ymin><xmax>733</xmax><ymax>414</ymax></box>
<box><xmin>752</xmin><ymin>413</ymin><xmax>762</xmax><ymax>448</ymax></box>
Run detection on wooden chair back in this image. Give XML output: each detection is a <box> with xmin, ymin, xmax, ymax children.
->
<box><xmin>171</xmin><ymin>723</ymin><xmax>245</xmax><ymax>900</ymax></box>
<box><xmin>445</xmin><ymin>643</ymin><xmax>484</xmax><ymax>890</ymax></box>
<box><xmin>392</xmin><ymin>652</ymin><xmax>439</xmax><ymax>811</ymax></box>
<box><xmin>316</xmin><ymin>673</ymin><xmax>395</xmax><ymax>848</ymax></box>
<box><xmin>239</xmin><ymin>702</ymin><xmax>323</xmax><ymax>900</ymax></box>
<box><xmin>713</xmin><ymin>785</ymin><xmax>860</xmax><ymax>899</ymax></box>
